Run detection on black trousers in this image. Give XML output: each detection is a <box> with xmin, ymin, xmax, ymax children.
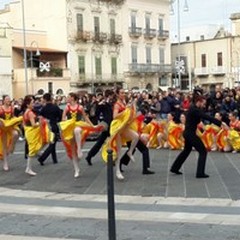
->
<box><xmin>170</xmin><ymin>131</ymin><xmax>207</xmax><ymax>176</ymax></box>
<box><xmin>38</xmin><ymin>134</ymin><xmax>58</xmax><ymax>163</ymax></box>
<box><xmin>86</xmin><ymin>130</ymin><xmax>109</xmax><ymax>160</ymax></box>
<box><xmin>120</xmin><ymin>140</ymin><xmax>150</xmax><ymax>171</ymax></box>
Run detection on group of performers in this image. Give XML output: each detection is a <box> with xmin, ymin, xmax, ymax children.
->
<box><xmin>1</xmin><ymin>87</ymin><xmax>239</xmax><ymax>180</ymax></box>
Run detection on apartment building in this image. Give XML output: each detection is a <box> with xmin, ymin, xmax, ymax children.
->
<box><xmin>0</xmin><ymin>0</ymin><xmax>70</xmax><ymax>99</ymax></box>
<box><xmin>0</xmin><ymin>0</ymin><xmax>171</xmax><ymax>98</ymax></box>
<box><xmin>68</xmin><ymin>0</ymin><xmax>125</xmax><ymax>93</ymax></box>
<box><xmin>68</xmin><ymin>0</ymin><xmax>172</xmax><ymax>93</ymax></box>
<box><xmin>171</xmin><ymin>12</ymin><xmax>240</xmax><ymax>91</ymax></box>
<box><xmin>122</xmin><ymin>0</ymin><xmax>171</xmax><ymax>91</ymax></box>
<box><xmin>0</xmin><ymin>22</ymin><xmax>12</xmax><ymax>98</ymax></box>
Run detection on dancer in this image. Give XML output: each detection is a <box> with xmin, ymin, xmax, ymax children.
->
<box><xmin>102</xmin><ymin>87</ymin><xmax>139</xmax><ymax>180</ymax></box>
<box><xmin>60</xmin><ymin>92</ymin><xmax>103</xmax><ymax>178</ymax></box>
<box><xmin>22</xmin><ymin>95</ymin><xmax>54</xmax><ymax>176</ymax></box>
<box><xmin>38</xmin><ymin>93</ymin><xmax>62</xmax><ymax>165</ymax></box>
<box><xmin>85</xmin><ymin>89</ymin><xmax>114</xmax><ymax>166</ymax></box>
<box><xmin>170</xmin><ymin>93</ymin><xmax>227</xmax><ymax>178</ymax></box>
<box><xmin>0</xmin><ymin>95</ymin><xmax>22</xmax><ymax>171</ymax></box>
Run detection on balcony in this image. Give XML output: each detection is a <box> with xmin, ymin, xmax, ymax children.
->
<box><xmin>70</xmin><ymin>73</ymin><xmax>124</xmax><ymax>87</ymax></box>
<box><xmin>143</xmin><ymin>29</ymin><xmax>156</xmax><ymax>39</ymax></box>
<box><xmin>128</xmin><ymin>27</ymin><xmax>142</xmax><ymax>38</ymax></box>
<box><xmin>128</xmin><ymin>63</ymin><xmax>172</xmax><ymax>74</ymax></box>
<box><xmin>92</xmin><ymin>32</ymin><xmax>108</xmax><ymax>43</ymax></box>
<box><xmin>210</xmin><ymin>66</ymin><xmax>226</xmax><ymax>75</ymax></box>
<box><xmin>194</xmin><ymin>67</ymin><xmax>209</xmax><ymax>76</ymax></box>
<box><xmin>75</xmin><ymin>31</ymin><xmax>91</xmax><ymax>42</ymax></box>
<box><xmin>157</xmin><ymin>30</ymin><xmax>169</xmax><ymax>40</ymax></box>
<box><xmin>108</xmin><ymin>34</ymin><xmax>122</xmax><ymax>44</ymax></box>
<box><xmin>97</xmin><ymin>0</ymin><xmax>124</xmax><ymax>4</ymax></box>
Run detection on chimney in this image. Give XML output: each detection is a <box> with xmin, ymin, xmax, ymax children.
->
<box><xmin>230</xmin><ymin>13</ymin><xmax>240</xmax><ymax>36</ymax></box>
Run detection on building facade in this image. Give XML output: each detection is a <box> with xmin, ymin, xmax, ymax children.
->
<box><xmin>68</xmin><ymin>0</ymin><xmax>172</xmax><ymax>93</ymax></box>
<box><xmin>0</xmin><ymin>22</ymin><xmax>12</xmax><ymax>98</ymax></box>
<box><xmin>0</xmin><ymin>0</ymin><xmax>70</xmax><ymax>99</ymax></box>
<box><xmin>171</xmin><ymin>13</ymin><xmax>240</xmax><ymax>91</ymax></box>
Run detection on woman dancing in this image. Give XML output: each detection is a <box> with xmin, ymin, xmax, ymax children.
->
<box><xmin>102</xmin><ymin>87</ymin><xmax>139</xmax><ymax>180</ymax></box>
<box><xmin>22</xmin><ymin>95</ymin><xmax>54</xmax><ymax>176</ymax></box>
<box><xmin>60</xmin><ymin>92</ymin><xmax>103</xmax><ymax>178</ymax></box>
<box><xmin>0</xmin><ymin>95</ymin><xmax>22</xmax><ymax>171</ymax></box>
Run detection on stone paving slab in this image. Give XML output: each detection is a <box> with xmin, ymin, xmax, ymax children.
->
<box><xmin>6</xmin><ymin>141</ymin><xmax>240</xmax><ymax>201</ymax></box>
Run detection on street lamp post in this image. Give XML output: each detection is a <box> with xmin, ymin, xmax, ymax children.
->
<box><xmin>30</xmin><ymin>41</ymin><xmax>41</xmax><ymax>94</ymax></box>
<box><xmin>170</xmin><ymin>0</ymin><xmax>188</xmax><ymax>90</ymax></box>
<box><xmin>21</xmin><ymin>0</ymin><xmax>28</xmax><ymax>95</ymax></box>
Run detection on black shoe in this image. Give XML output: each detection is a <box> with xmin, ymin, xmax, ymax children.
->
<box><xmin>196</xmin><ymin>174</ymin><xmax>209</xmax><ymax>178</ymax></box>
<box><xmin>85</xmin><ymin>157</ymin><xmax>92</xmax><ymax>166</ymax></box>
<box><xmin>142</xmin><ymin>169</ymin><xmax>155</xmax><ymax>175</ymax></box>
<box><xmin>38</xmin><ymin>159</ymin><xmax>44</xmax><ymax>166</ymax></box>
<box><xmin>53</xmin><ymin>161</ymin><xmax>58</xmax><ymax>164</ymax></box>
<box><xmin>170</xmin><ymin>169</ymin><xmax>182</xmax><ymax>175</ymax></box>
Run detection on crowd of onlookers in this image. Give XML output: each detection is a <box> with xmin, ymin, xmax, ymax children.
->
<box><xmin>4</xmin><ymin>84</ymin><xmax>240</xmax><ymax>127</ymax></box>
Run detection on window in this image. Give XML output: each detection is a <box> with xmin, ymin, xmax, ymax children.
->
<box><xmin>77</xmin><ymin>13</ymin><xmax>83</xmax><ymax>32</ymax></box>
<box><xmin>217</xmin><ymin>52</ymin><xmax>223</xmax><ymax>66</ymax></box>
<box><xmin>95</xmin><ymin>57</ymin><xmax>102</xmax><ymax>75</ymax></box>
<box><xmin>159</xmin><ymin>77</ymin><xmax>167</xmax><ymax>86</ymax></box>
<box><xmin>111</xmin><ymin>57</ymin><xmax>117</xmax><ymax>75</ymax></box>
<box><xmin>78</xmin><ymin>56</ymin><xmax>85</xmax><ymax>74</ymax></box>
<box><xmin>145</xmin><ymin>14</ymin><xmax>150</xmax><ymax>31</ymax></box>
<box><xmin>158</xmin><ymin>18</ymin><xmax>163</xmax><ymax>32</ymax></box>
<box><xmin>48</xmin><ymin>82</ymin><xmax>53</xmax><ymax>94</ymax></box>
<box><xmin>94</xmin><ymin>16</ymin><xmax>100</xmax><ymax>34</ymax></box>
<box><xmin>201</xmin><ymin>54</ymin><xmax>206</xmax><ymax>67</ymax></box>
<box><xmin>131</xmin><ymin>45</ymin><xmax>138</xmax><ymax>63</ymax></box>
<box><xmin>159</xmin><ymin>48</ymin><xmax>165</xmax><ymax>65</ymax></box>
<box><xmin>56</xmin><ymin>89</ymin><xmax>63</xmax><ymax>95</ymax></box>
<box><xmin>110</xmin><ymin>19</ymin><xmax>115</xmax><ymax>35</ymax></box>
<box><xmin>146</xmin><ymin>46</ymin><xmax>151</xmax><ymax>64</ymax></box>
<box><xmin>131</xmin><ymin>12</ymin><xmax>136</xmax><ymax>29</ymax></box>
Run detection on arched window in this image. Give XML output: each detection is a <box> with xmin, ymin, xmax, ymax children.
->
<box><xmin>37</xmin><ymin>89</ymin><xmax>44</xmax><ymax>95</ymax></box>
<box><xmin>146</xmin><ymin>83</ymin><xmax>152</xmax><ymax>91</ymax></box>
<box><xmin>56</xmin><ymin>89</ymin><xmax>64</xmax><ymax>95</ymax></box>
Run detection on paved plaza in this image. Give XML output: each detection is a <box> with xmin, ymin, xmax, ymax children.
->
<box><xmin>0</xmin><ymin>141</ymin><xmax>240</xmax><ymax>239</ymax></box>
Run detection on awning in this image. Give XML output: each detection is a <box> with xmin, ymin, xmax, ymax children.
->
<box><xmin>13</xmin><ymin>46</ymin><xmax>68</xmax><ymax>53</ymax></box>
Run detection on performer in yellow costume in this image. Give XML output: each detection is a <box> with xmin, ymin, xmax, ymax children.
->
<box><xmin>227</xmin><ymin>111</ymin><xmax>240</xmax><ymax>152</ymax></box>
<box><xmin>22</xmin><ymin>95</ymin><xmax>53</xmax><ymax>176</ymax></box>
<box><xmin>141</xmin><ymin>111</ymin><xmax>167</xmax><ymax>149</ymax></box>
<box><xmin>0</xmin><ymin>95</ymin><xmax>22</xmax><ymax>171</ymax></box>
<box><xmin>60</xmin><ymin>92</ymin><xmax>103</xmax><ymax>178</ymax></box>
<box><xmin>102</xmin><ymin>87</ymin><xmax>139</xmax><ymax>180</ymax></box>
<box><xmin>167</xmin><ymin>112</ymin><xmax>184</xmax><ymax>150</ymax></box>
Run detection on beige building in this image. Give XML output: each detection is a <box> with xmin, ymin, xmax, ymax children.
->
<box><xmin>0</xmin><ymin>22</ymin><xmax>12</xmax><ymax>98</ymax></box>
<box><xmin>68</xmin><ymin>0</ymin><xmax>172</xmax><ymax>93</ymax></box>
<box><xmin>0</xmin><ymin>0</ymin><xmax>70</xmax><ymax>99</ymax></box>
<box><xmin>0</xmin><ymin>0</ymin><xmax>172</xmax><ymax>98</ymax></box>
<box><xmin>171</xmin><ymin>13</ymin><xmax>240</xmax><ymax>91</ymax></box>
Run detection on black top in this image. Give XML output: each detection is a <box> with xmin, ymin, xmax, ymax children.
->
<box><xmin>40</xmin><ymin>103</ymin><xmax>62</xmax><ymax>133</ymax></box>
<box><xmin>185</xmin><ymin>104</ymin><xmax>222</xmax><ymax>134</ymax></box>
<box><xmin>96</xmin><ymin>101</ymin><xmax>113</xmax><ymax>126</ymax></box>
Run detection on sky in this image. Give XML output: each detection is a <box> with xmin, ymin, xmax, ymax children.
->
<box><xmin>0</xmin><ymin>0</ymin><xmax>240</xmax><ymax>31</ymax></box>
<box><xmin>170</xmin><ymin>0</ymin><xmax>240</xmax><ymax>31</ymax></box>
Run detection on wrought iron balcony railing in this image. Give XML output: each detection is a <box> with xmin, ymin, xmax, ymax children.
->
<box><xmin>128</xmin><ymin>27</ymin><xmax>142</xmax><ymax>38</ymax></box>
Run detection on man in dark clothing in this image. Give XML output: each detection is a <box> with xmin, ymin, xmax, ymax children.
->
<box><xmin>38</xmin><ymin>93</ymin><xmax>62</xmax><ymax>165</ymax></box>
<box><xmin>170</xmin><ymin>94</ymin><xmax>226</xmax><ymax>178</ymax></box>
<box><xmin>85</xmin><ymin>89</ymin><xmax>114</xmax><ymax>166</ymax></box>
<box><xmin>120</xmin><ymin>140</ymin><xmax>155</xmax><ymax>175</ymax></box>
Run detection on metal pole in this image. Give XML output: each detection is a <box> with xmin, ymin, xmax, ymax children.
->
<box><xmin>21</xmin><ymin>0</ymin><xmax>28</xmax><ymax>95</ymax></box>
<box><xmin>107</xmin><ymin>149</ymin><xmax>116</xmax><ymax>240</ymax></box>
<box><xmin>177</xmin><ymin>0</ymin><xmax>181</xmax><ymax>90</ymax></box>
